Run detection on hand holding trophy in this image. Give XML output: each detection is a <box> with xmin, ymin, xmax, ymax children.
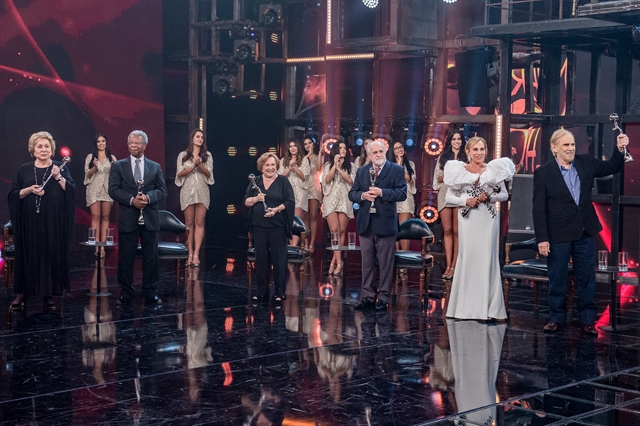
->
<box><xmin>136</xmin><ymin>179</ymin><xmax>145</xmax><ymax>225</ymax></box>
<box><xmin>368</xmin><ymin>168</ymin><xmax>377</xmax><ymax>213</ymax></box>
<box><xmin>610</xmin><ymin>113</ymin><xmax>633</xmax><ymax>162</ymax></box>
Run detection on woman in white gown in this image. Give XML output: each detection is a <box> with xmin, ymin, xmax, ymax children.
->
<box><xmin>444</xmin><ymin>137</ymin><xmax>515</xmax><ymax>320</ymax></box>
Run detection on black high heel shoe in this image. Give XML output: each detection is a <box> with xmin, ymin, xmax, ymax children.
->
<box><xmin>8</xmin><ymin>301</ymin><xmax>25</xmax><ymax>312</ymax></box>
<box><xmin>43</xmin><ymin>298</ymin><xmax>56</xmax><ymax>311</ymax></box>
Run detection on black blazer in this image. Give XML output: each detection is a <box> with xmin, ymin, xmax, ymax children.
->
<box><xmin>108</xmin><ymin>156</ymin><xmax>168</xmax><ymax>233</ymax></box>
<box><xmin>348</xmin><ymin>161</ymin><xmax>407</xmax><ymax>236</ymax></box>
<box><xmin>532</xmin><ymin>149</ymin><xmax>624</xmax><ymax>244</ymax></box>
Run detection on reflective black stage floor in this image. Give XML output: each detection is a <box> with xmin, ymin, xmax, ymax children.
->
<box><xmin>2</xmin><ymin>248</ymin><xmax>640</xmax><ymax>425</ymax></box>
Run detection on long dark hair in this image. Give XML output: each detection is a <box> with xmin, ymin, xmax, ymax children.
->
<box><xmin>389</xmin><ymin>142</ymin><xmax>414</xmax><ymax>177</ymax></box>
<box><xmin>283</xmin><ymin>138</ymin><xmax>304</xmax><ymax>168</ymax></box>
<box><xmin>90</xmin><ymin>133</ymin><xmax>113</xmax><ymax>164</ymax></box>
<box><xmin>182</xmin><ymin>129</ymin><xmax>209</xmax><ymax>164</ymax></box>
<box><xmin>438</xmin><ymin>131</ymin><xmax>467</xmax><ymax>169</ymax></box>
<box><xmin>303</xmin><ymin>136</ymin><xmax>319</xmax><ymax>155</ymax></box>
<box><xmin>328</xmin><ymin>141</ymin><xmax>352</xmax><ymax>174</ymax></box>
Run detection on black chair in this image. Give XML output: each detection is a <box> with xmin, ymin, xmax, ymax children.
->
<box><xmin>502</xmin><ymin>237</ymin><xmax>574</xmax><ymax>316</ymax></box>
<box><xmin>392</xmin><ymin>218</ymin><xmax>434</xmax><ymax>304</ymax></box>
<box><xmin>247</xmin><ymin>215</ymin><xmax>310</xmax><ymax>294</ymax></box>
<box><xmin>2</xmin><ymin>221</ymin><xmax>14</xmax><ymax>290</ymax></box>
<box><xmin>136</xmin><ymin>210</ymin><xmax>189</xmax><ymax>284</ymax></box>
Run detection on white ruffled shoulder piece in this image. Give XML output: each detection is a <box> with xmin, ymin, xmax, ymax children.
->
<box><xmin>478</xmin><ymin>157</ymin><xmax>516</xmax><ymax>187</ymax></box>
<box><xmin>443</xmin><ymin>160</ymin><xmax>478</xmax><ymax>190</ymax></box>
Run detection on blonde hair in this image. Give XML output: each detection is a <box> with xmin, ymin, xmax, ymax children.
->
<box><xmin>28</xmin><ymin>131</ymin><xmax>56</xmax><ymax>157</ymax></box>
<box><xmin>465</xmin><ymin>136</ymin><xmax>487</xmax><ymax>155</ymax></box>
<box><xmin>550</xmin><ymin>128</ymin><xmax>574</xmax><ymax>149</ymax></box>
<box><xmin>257</xmin><ymin>152</ymin><xmax>280</xmax><ymax>172</ymax></box>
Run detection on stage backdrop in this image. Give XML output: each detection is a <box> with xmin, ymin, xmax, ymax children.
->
<box><xmin>0</xmin><ymin>0</ymin><xmax>164</xmax><ymax>253</ymax></box>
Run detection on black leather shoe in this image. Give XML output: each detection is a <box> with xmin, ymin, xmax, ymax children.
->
<box><xmin>375</xmin><ymin>299</ymin><xmax>389</xmax><ymax>311</ymax></box>
<box><xmin>355</xmin><ymin>298</ymin><xmax>374</xmax><ymax>310</ymax></box>
<box><xmin>582</xmin><ymin>324</ymin><xmax>598</xmax><ymax>335</ymax></box>
<box><xmin>116</xmin><ymin>296</ymin><xmax>131</xmax><ymax>305</ymax></box>
<box><xmin>543</xmin><ymin>322</ymin><xmax>561</xmax><ymax>333</ymax></box>
<box><xmin>145</xmin><ymin>295</ymin><xmax>163</xmax><ymax>305</ymax></box>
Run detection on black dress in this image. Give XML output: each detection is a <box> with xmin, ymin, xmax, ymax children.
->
<box><xmin>244</xmin><ymin>175</ymin><xmax>295</xmax><ymax>297</ymax></box>
<box><xmin>8</xmin><ymin>161</ymin><xmax>77</xmax><ymax>297</ymax></box>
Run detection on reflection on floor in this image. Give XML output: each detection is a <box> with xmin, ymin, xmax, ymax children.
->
<box><xmin>1</xmin><ymin>247</ymin><xmax>640</xmax><ymax>425</ymax></box>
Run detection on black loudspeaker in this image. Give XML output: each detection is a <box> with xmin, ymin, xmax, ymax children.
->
<box><xmin>508</xmin><ymin>174</ymin><xmax>534</xmax><ymax>235</ymax></box>
<box><xmin>455</xmin><ymin>48</ymin><xmax>499</xmax><ymax>107</ymax></box>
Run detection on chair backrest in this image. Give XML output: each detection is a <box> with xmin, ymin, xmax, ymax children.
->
<box><xmin>158</xmin><ymin>210</ymin><xmax>188</xmax><ymax>234</ymax></box>
<box><xmin>508</xmin><ymin>174</ymin><xmax>534</xmax><ymax>235</ymax></box>
<box><xmin>396</xmin><ymin>218</ymin><xmax>433</xmax><ymax>242</ymax></box>
<box><xmin>292</xmin><ymin>215</ymin><xmax>309</xmax><ymax>237</ymax></box>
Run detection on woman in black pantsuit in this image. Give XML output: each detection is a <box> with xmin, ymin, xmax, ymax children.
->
<box><xmin>245</xmin><ymin>152</ymin><xmax>295</xmax><ymax>304</ymax></box>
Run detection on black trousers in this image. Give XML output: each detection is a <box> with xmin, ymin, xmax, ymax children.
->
<box><xmin>253</xmin><ymin>226</ymin><xmax>288</xmax><ymax>297</ymax></box>
<box><xmin>117</xmin><ymin>225</ymin><xmax>159</xmax><ymax>299</ymax></box>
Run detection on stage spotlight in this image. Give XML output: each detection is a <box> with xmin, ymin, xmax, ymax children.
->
<box><xmin>424</xmin><ymin>137</ymin><xmax>444</xmax><ymax>156</ymax></box>
<box><xmin>351</xmin><ymin>130</ymin><xmax>366</xmax><ymax>147</ymax></box>
<box><xmin>443</xmin><ymin>0</ymin><xmax>457</xmax><ymax>3</ymax></box>
<box><xmin>259</xmin><ymin>4</ymin><xmax>282</xmax><ymax>29</ymax></box>
<box><xmin>419</xmin><ymin>205</ymin><xmax>439</xmax><ymax>224</ymax></box>
<box><xmin>322</xmin><ymin>134</ymin><xmax>341</xmax><ymax>154</ymax></box>
<box><xmin>363</xmin><ymin>0</ymin><xmax>379</xmax><ymax>7</ymax></box>
<box><xmin>400</xmin><ymin>128</ymin><xmax>418</xmax><ymax>151</ymax></box>
<box><xmin>234</xmin><ymin>39</ymin><xmax>258</xmax><ymax>63</ymax></box>
<box><xmin>212</xmin><ymin>75</ymin><xmax>235</xmax><ymax>95</ymax></box>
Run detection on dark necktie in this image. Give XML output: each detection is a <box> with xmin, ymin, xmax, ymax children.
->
<box><xmin>134</xmin><ymin>159</ymin><xmax>141</xmax><ymax>182</ymax></box>
<box><xmin>375</xmin><ymin>166</ymin><xmax>381</xmax><ymax>179</ymax></box>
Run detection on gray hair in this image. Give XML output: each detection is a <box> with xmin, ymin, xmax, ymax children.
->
<box><xmin>128</xmin><ymin>130</ymin><xmax>149</xmax><ymax>144</ymax></box>
<box><xmin>366</xmin><ymin>139</ymin><xmax>386</xmax><ymax>154</ymax></box>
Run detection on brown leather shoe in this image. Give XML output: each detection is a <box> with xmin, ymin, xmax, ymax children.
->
<box><xmin>543</xmin><ymin>322</ymin><xmax>561</xmax><ymax>333</ymax></box>
<box><xmin>582</xmin><ymin>324</ymin><xmax>598</xmax><ymax>335</ymax></box>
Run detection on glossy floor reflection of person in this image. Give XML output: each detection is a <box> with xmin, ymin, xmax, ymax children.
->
<box><xmin>2</xmin><ymin>248</ymin><xmax>640</xmax><ymax>425</ymax></box>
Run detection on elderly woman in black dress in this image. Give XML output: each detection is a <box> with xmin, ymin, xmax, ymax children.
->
<box><xmin>244</xmin><ymin>152</ymin><xmax>295</xmax><ymax>303</ymax></box>
<box><xmin>8</xmin><ymin>131</ymin><xmax>76</xmax><ymax>311</ymax></box>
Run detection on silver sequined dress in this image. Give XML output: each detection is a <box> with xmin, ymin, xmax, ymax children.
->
<box><xmin>84</xmin><ymin>154</ymin><xmax>116</xmax><ymax>206</ymax></box>
<box><xmin>321</xmin><ymin>162</ymin><xmax>356</xmax><ymax>219</ymax></box>
<box><xmin>279</xmin><ymin>157</ymin><xmax>310</xmax><ymax>211</ymax></box>
<box><xmin>175</xmin><ymin>151</ymin><xmax>215</xmax><ymax>210</ymax></box>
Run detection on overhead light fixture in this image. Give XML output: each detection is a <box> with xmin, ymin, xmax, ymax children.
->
<box><xmin>443</xmin><ymin>0</ymin><xmax>457</xmax><ymax>3</ymax></box>
<box><xmin>400</xmin><ymin>124</ymin><xmax>418</xmax><ymax>151</ymax></box>
<box><xmin>211</xmin><ymin>62</ymin><xmax>238</xmax><ymax>96</ymax></box>
<box><xmin>286</xmin><ymin>53</ymin><xmax>375</xmax><ymax>63</ymax></box>
<box><xmin>234</xmin><ymin>39</ymin><xmax>258</xmax><ymax>63</ymax></box>
<box><xmin>259</xmin><ymin>4</ymin><xmax>282</xmax><ymax>29</ymax></box>
<box><xmin>363</xmin><ymin>0</ymin><xmax>379</xmax><ymax>8</ymax></box>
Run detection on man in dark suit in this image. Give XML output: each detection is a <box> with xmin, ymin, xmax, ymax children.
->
<box><xmin>348</xmin><ymin>140</ymin><xmax>407</xmax><ymax>311</ymax></box>
<box><xmin>533</xmin><ymin>129</ymin><xmax>629</xmax><ymax>334</ymax></box>
<box><xmin>109</xmin><ymin>130</ymin><xmax>167</xmax><ymax>305</ymax></box>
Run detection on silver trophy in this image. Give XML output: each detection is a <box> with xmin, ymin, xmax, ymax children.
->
<box><xmin>136</xmin><ymin>179</ymin><xmax>145</xmax><ymax>225</ymax></box>
<box><xmin>610</xmin><ymin>113</ymin><xmax>633</xmax><ymax>162</ymax></box>
<box><xmin>248</xmin><ymin>174</ymin><xmax>268</xmax><ymax>210</ymax></box>
<box><xmin>368</xmin><ymin>168</ymin><xmax>377</xmax><ymax>214</ymax></box>
<box><xmin>39</xmin><ymin>156</ymin><xmax>71</xmax><ymax>190</ymax></box>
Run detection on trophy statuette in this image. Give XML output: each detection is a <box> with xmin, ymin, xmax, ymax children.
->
<box><xmin>610</xmin><ymin>113</ymin><xmax>633</xmax><ymax>163</ymax></box>
<box><xmin>136</xmin><ymin>179</ymin><xmax>145</xmax><ymax>225</ymax></box>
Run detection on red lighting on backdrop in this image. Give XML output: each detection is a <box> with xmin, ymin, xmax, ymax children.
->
<box><xmin>59</xmin><ymin>146</ymin><xmax>71</xmax><ymax>157</ymax></box>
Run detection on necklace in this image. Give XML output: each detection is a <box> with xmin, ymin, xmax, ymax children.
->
<box><xmin>33</xmin><ymin>162</ymin><xmax>52</xmax><ymax>214</ymax></box>
<box><xmin>263</xmin><ymin>174</ymin><xmax>276</xmax><ymax>181</ymax></box>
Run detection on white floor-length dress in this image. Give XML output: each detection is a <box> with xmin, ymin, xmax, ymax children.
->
<box><xmin>444</xmin><ymin>158</ymin><xmax>515</xmax><ymax>320</ymax></box>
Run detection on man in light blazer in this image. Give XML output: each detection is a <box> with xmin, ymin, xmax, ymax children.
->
<box><xmin>348</xmin><ymin>140</ymin><xmax>407</xmax><ymax>311</ymax></box>
<box><xmin>109</xmin><ymin>130</ymin><xmax>167</xmax><ymax>305</ymax></box>
<box><xmin>533</xmin><ymin>129</ymin><xmax>629</xmax><ymax>334</ymax></box>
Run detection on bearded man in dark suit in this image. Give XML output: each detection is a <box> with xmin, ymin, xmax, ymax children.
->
<box><xmin>533</xmin><ymin>129</ymin><xmax>629</xmax><ymax>334</ymax></box>
<box><xmin>109</xmin><ymin>130</ymin><xmax>167</xmax><ymax>305</ymax></box>
<box><xmin>348</xmin><ymin>140</ymin><xmax>407</xmax><ymax>311</ymax></box>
